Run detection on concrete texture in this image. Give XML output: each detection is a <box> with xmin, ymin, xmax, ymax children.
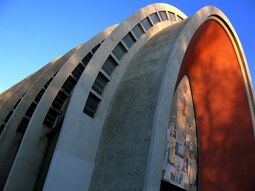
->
<box><xmin>89</xmin><ymin>25</ymin><xmax>182</xmax><ymax>191</ymax></box>
<box><xmin>43</xmin><ymin>4</ymin><xmax>186</xmax><ymax>191</ymax></box>
<box><xmin>0</xmin><ymin>3</ymin><xmax>254</xmax><ymax>191</ymax></box>
<box><xmin>2</xmin><ymin>26</ymin><xmax>116</xmax><ymax>191</ymax></box>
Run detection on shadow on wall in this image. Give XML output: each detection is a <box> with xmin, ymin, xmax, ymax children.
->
<box><xmin>177</xmin><ymin>19</ymin><xmax>255</xmax><ymax>191</ymax></box>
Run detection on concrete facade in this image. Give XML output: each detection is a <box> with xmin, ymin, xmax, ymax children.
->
<box><xmin>0</xmin><ymin>3</ymin><xmax>254</xmax><ymax>191</ymax></box>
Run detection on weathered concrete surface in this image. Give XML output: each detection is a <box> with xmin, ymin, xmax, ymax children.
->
<box><xmin>0</xmin><ymin>50</ymin><xmax>75</xmax><ymax>190</ymax></box>
<box><xmin>43</xmin><ymin>4</ymin><xmax>185</xmax><ymax>191</ymax></box>
<box><xmin>89</xmin><ymin>22</ymin><xmax>185</xmax><ymax>191</ymax></box>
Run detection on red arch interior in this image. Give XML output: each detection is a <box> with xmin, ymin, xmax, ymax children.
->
<box><xmin>177</xmin><ymin>19</ymin><xmax>255</xmax><ymax>191</ymax></box>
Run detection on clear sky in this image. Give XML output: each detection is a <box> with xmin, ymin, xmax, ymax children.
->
<box><xmin>0</xmin><ymin>0</ymin><xmax>254</xmax><ymax>93</ymax></box>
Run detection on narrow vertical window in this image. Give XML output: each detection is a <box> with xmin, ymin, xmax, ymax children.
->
<box><xmin>132</xmin><ymin>24</ymin><xmax>145</xmax><ymax>39</ymax></box>
<box><xmin>159</xmin><ymin>11</ymin><xmax>168</xmax><ymax>21</ymax></box>
<box><xmin>168</xmin><ymin>12</ymin><xmax>176</xmax><ymax>23</ymax></box>
<box><xmin>83</xmin><ymin>93</ymin><xmax>101</xmax><ymax>117</ymax></box>
<box><xmin>122</xmin><ymin>32</ymin><xmax>136</xmax><ymax>49</ymax></box>
<box><xmin>102</xmin><ymin>56</ymin><xmax>118</xmax><ymax>76</ymax></box>
<box><xmin>52</xmin><ymin>90</ymin><xmax>68</xmax><ymax>111</ymax></box>
<box><xmin>150</xmin><ymin>13</ymin><xmax>160</xmax><ymax>24</ymax></box>
<box><xmin>72</xmin><ymin>63</ymin><xmax>85</xmax><ymax>80</ymax></box>
<box><xmin>61</xmin><ymin>76</ymin><xmax>77</xmax><ymax>95</ymax></box>
<box><xmin>34</xmin><ymin>89</ymin><xmax>45</xmax><ymax>103</ymax></box>
<box><xmin>43</xmin><ymin>107</ymin><xmax>60</xmax><ymax>128</ymax></box>
<box><xmin>25</xmin><ymin>102</ymin><xmax>37</xmax><ymax>118</ymax></box>
<box><xmin>92</xmin><ymin>43</ymin><xmax>101</xmax><ymax>53</ymax></box>
<box><xmin>92</xmin><ymin>72</ymin><xmax>109</xmax><ymax>95</ymax></box>
<box><xmin>112</xmin><ymin>42</ymin><xmax>127</xmax><ymax>61</ymax></box>
<box><xmin>82</xmin><ymin>52</ymin><xmax>93</xmax><ymax>66</ymax></box>
<box><xmin>17</xmin><ymin>117</ymin><xmax>30</xmax><ymax>133</ymax></box>
<box><xmin>141</xmin><ymin>17</ymin><xmax>153</xmax><ymax>31</ymax></box>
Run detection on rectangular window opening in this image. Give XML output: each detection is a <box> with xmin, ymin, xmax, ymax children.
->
<box><xmin>72</xmin><ymin>63</ymin><xmax>85</xmax><ymax>80</ymax></box>
<box><xmin>102</xmin><ymin>55</ymin><xmax>118</xmax><ymax>76</ymax></box>
<box><xmin>52</xmin><ymin>90</ymin><xmax>68</xmax><ymax>111</ymax></box>
<box><xmin>61</xmin><ymin>75</ymin><xmax>77</xmax><ymax>95</ymax></box>
<box><xmin>132</xmin><ymin>23</ymin><xmax>145</xmax><ymax>39</ymax></box>
<box><xmin>17</xmin><ymin>117</ymin><xmax>30</xmax><ymax>134</ymax></box>
<box><xmin>43</xmin><ymin>107</ymin><xmax>60</xmax><ymax>128</ymax></box>
<box><xmin>82</xmin><ymin>52</ymin><xmax>93</xmax><ymax>66</ymax></box>
<box><xmin>141</xmin><ymin>17</ymin><xmax>153</xmax><ymax>31</ymax></box>
<box><xmin>112</xmin><ymin>42</ymin><xmax>127</xmax><ymax>61</ymax></box>
<box><xmin>44</xmin><ymin>78</ymin><xmax>53</xmax><ymax>89</ymax></box>
<box><xmin>34</xmin><ymin>89</ymin><xmax>45</xmax><ymax>103</ymax></box>
<box><xmin>25</xmin><ymin>102</ymin><xmax>37</xmax><ymax>118</ymax></box>
<box><xmin>92</xmin><ymin>72</ymin><xmax>109</xmax><ymax>95</ymax></box>
<box><xmin>159</xmin><ymin>11</ymin><xmax>168</xmax><ymax>21</ymax></box>
<box><xmin>92</xmin><ymin>43</ymin><xmax>101</xmax><ymax>54</ymax></box>
<box><xmin>168</xmin><ymin>12</ymin><xmax>176</xmax><ymax>23</ymax></box>
<box><xmin>83</xmin><ymin>93</ymin><xmax>101</xmax><ymax>118</ymax></box>
<box><xmin>122</xmin><ymin>32</ymin><xmax>136</xmax><ymax>49</ymax></box>
<box><xmin>150</xmin><ymin>13</ymin><xmax>160</xmax><ymax>24</ymax></box>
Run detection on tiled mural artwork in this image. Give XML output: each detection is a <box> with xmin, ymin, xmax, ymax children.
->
<box><xmin>163</xmin><ymin>75</ymin><xmax>198</xmax><ymax>190</ymax></box>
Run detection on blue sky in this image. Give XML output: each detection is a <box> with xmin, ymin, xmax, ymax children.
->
<box><xmin>0</xmin><ymin>0</ymin><xmax>254</xmax><ymax>93</ymax></box>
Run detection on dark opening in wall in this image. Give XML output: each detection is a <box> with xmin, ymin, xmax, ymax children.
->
<box><xmin>159</xmin><ymin>11</ymin><xmax>168</xmax><ymax>21</ymax></box>
<box><xmin>82</xmin><ymin>52</ymin><xmax>93</xmax><ymax>66</ymax></box>
<box><xmin>61</xmin><ymin>76</ymin><xmax>77</xmax><ymax>95</ymax></box>
<box><xmin>0</xmin><ymin>124</ymin><xmax>5</xmax><ymax>133</ymax></box>
<box><xmin>25</xmin><ymin>102</ymin><xmax>37</xmax><ymax>118</ymax></box>
<box><xmin>141</xmin><ymin>17</ymin><xmax>153</xmax><ymax>31</ymax></box>
<box><xmin>123</xmin><ymin>32</ymin><xmax>136</xmax><ymax>49</ymax></box>
<box><xmin>13</xmin><ymin>99</ymin><xmax>21</xmax><ymax>109</ymax></box>
<box><xmin>168</xmin><ymin>12</ymin><xmax>176</xmax><ymax>23</ymax></box>
<box><xmin>72</xmin><ymin>63</ymin><xmax>85</xmax><ymax>80</ymax></box>
<box><xmin>83</xmin><ymin>93</ymin><xmax>101</xmax><ymax>118</ymax></box>
<box><xmin>44</xmin><ymin>78</ymin><xmax>53</xmax><ymax>89</ymax></box>
<box><xmin>17</xmin><ymin>117</ymin><xmax>30</xmax><ymax>133</ymax></box>
<box><xmin>160</xmin><ymin>180</ymin><xmax>186</xmax><ymax>191</ymax></box>
<box><xmin>92</xmin><ymin>72</ymin><xmax>109</xmax><ymax>96</ymax></box>
<box><xmin>35</xmin><ymin>89</ymin><xmax>46</xmax><ymax>103</ymax></box>
<box><xmin>43</xmin><ymin>107</ymin><xmax>60</xmax><ymax>128</ymax></box>
<box><xmin>132</xmin><ymin>23</ymin><xmax>145</xmax><ymax>39</ymax></box>
<box><xmin>150</xmin><ymin>12</ymin><xmax>160</xmax><ymax>24</ymax></box>
<box><xmin>92</xmin><ymin>43</ymin><xmax>101</xmax><ymax>54</ymax></box>
<box><xmin>52</xmin><ymin>90</ymin><xmax>68</xmax><ymax>111</ymax></box>
<box><xmin>102</xmin><ymin>56</ymin><xmax>118</xmax><ymax>76</ymax></box>
<box><xmin>112</xmin><ymin>42</ymin><xmax>127</xmax><ymax>61</ymax></box>
<box><xmin>4</xmin><ymin>110</ymin><xmax>13</xmax><ymax>123</ymax></box>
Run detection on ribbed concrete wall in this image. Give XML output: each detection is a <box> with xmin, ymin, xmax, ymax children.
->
<box><xmin>0</xmin><ymin>3</ymin><xmax>254</xmax><ymax>191</ymax></box>
<box><xmin>89</xmin><ymin>22</ymin><xmax>186</xmax><ymax>191</ymax></box>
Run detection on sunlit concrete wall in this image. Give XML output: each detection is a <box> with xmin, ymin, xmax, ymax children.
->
<box><xmin>43</xmin><ymin>3</ymin><xmax>187</xmax><ymax>191</ymax></box>
<box><xmin>0</xmin><ymin>3</ymin><xmax>254</xmax><ymax>191</ymax></box>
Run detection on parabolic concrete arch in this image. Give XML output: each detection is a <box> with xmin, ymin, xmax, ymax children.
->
<box><xmin>0</xmin><ymin>3</ymin><xmax>254</xmax><ymax>191</ymax></box>
<box><xmin>140</xmin><ymin>6</ymin><xmax>255</xmax><ymax>191</ymax></box>
<box><xmin>0</xmin><ymin>51</ymin><xmax>75</xmax><ymax>189</ymax></box>
<box><xmin>1</xmin><ymin>25</ymin><xmax>116</xmax><ymax>190</ymax></box>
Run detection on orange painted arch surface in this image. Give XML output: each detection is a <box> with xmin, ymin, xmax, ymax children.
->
<box><xmin>177</xmin><ymin>19</ymin><xmax>255</xmax><ymax>190</ymax></box>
